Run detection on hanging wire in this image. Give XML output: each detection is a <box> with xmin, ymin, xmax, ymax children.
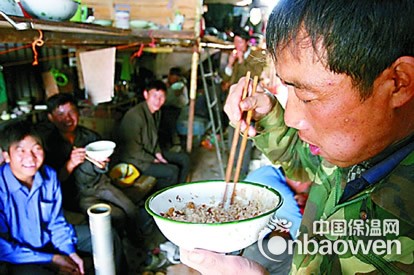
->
<box><xmin>31</xmin><ymin>30</ymin><xmax>44</xmax><ymax>66</ymax></box>
<box><xmin>0</xmin><ymin>30</ymin><xmax>159</xmax><ymax>68</ymax></box>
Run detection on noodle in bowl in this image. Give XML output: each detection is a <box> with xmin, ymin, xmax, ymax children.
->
<box><xmin>145</xmin><ymin>180</ymin><xmax>283</xmax><ymax>253</ymax></box>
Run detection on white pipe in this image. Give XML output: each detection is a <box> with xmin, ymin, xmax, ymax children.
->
<box><xmin>87</xmin><ymin>203</ymin><xmax>115</xmax><ymax>275</ymax></box>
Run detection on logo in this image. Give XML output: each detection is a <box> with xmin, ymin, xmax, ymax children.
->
<box><xmin>258</xmin><ymin>218</ymin><xmax>401</xmax><ymax>261</ymax></box>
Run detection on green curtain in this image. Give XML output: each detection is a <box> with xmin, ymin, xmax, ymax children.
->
<box><xmin>120</xmin><ymin>55</ymin><xmax>132</xmax><ymax>81</ymax></box>
<box><xmin>0</xmin><ymin>71</ymin><xmax>8</xmax><ymax>104</ymax></box>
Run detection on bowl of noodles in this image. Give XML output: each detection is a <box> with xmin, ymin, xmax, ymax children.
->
<box><xmin>145</xmin><ymin>180</ymin><xmax>283</xmax><ymax>253</ymax></box>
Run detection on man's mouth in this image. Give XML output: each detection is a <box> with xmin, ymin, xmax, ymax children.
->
<box><xmin>309</xmin><ymin>144</ymin><xmax>321</xmax><ymax>155</ymax></box>
<box><xmin>22</xmin><ymin>164</ymin><xmax>36</xmax><ymax>169</ymax></box>
<box><xmin>298</xmin><ymin>133</ymin><xmax>321</xmax><ymax>156</ymax></box>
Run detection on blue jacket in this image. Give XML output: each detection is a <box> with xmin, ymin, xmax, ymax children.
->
<box><xmin>0</xmin><ymin>164</ymin><xmax>77</xmax><ymax>264</ymax></box>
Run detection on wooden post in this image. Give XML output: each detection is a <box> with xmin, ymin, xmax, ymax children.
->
<box><xmin>186</xmin><ymin>41</ymin><xmax>200</xmax><ymax>153</ymax></box>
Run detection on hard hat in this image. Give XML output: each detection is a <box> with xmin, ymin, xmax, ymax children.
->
<box><xmin>109</xmin><ymin>163</ymin><xmax>140</xmax><ymax>187</ymax></box>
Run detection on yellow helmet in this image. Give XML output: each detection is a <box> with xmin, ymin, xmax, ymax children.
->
<box><xmin>109</xmin><ymin>163</ymin><xmax>140</xmax><ymax>187</ymax></box>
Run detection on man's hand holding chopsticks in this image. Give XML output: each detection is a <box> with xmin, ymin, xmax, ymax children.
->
<box><xmin>224</xmin><ymin>77</ymin><xmax>277</xmax><ymax>137</ymax></box>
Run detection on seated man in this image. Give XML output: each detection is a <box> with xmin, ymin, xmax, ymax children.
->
<box><xmin>117</xmin><ymin>80</ymin><xmax>190</xmax><ymax>191</ymax></box>
<box><xmin>37</xmin><ymin>93</ymin><xmax>142</xmax><ymax>245</ymax></box>
<box><xmin>0</xmin><ymin>121</ymin><xmax>90</xmax><ymax>274</ymax></box>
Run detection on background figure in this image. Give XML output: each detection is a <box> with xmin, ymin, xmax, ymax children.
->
<box><xmin>159</xmin><ymin>67</ymin><xmax>189</xmax><ymax>150</ymax></box>
<box><xmin>158</xmin><ymin>67</ymin><xmax>189</xmax><ymax>150</ymax></box>
<box><xmin>222</xmin><ymin>28</ymin><xmax>267</xmax><ymax>179</ymax></box>
<box><xmin>117</xmin><ymin>80</ymin><xmax>190</xmax><ymax>192</ymax></box>
<box><xmin>0</xmin><ymin>122</ymin><xmax>91</xmax><ymax>275</ymax></box>
<box><xmin>38</xmin><ymin>93</ymin><xmax>143</xmax><ymax>247</ymax></box>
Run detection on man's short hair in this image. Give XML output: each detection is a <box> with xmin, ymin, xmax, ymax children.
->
<box><xmin>169</xmin><ymin>67</ymin><xmax>182</xmax><ymax>77</ymax></box>
<box><xmin>145</xmin><ymin>79</ymin><xmax>167</xmax><ymax>93</ymax></box>
<box><xmin>233</xmin><ymin>28</ymin><xmax>250</xmax><ymax>41</ymax></box>
<box><xmin>0</xmin><ymin>121</ymin><xmax>43</xmax><ymax>152</ymax></box>
<box><xmin>266</xmin><ymin>0</ymin><xmax>414</xmax><ymax>97</ymax></box>
<box><xmin>46</xmin><ymin>93</ymin><xmax>78</xmax><ymax>114</ymax></box>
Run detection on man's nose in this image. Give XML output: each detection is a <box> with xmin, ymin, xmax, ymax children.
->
<box><xmin>284</xmin><ymin>92</ymin><xmax>307</xmax><ymax>130</ymax></box>
<box><xmin>63</xmin><ymin>114</ymin><xmax>73</xmax><ymax>122</ymax></box>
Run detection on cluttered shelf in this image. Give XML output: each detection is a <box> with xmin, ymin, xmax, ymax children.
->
<box><xmin>0</xmin><ymin>15</ymin><xmax>198</xmax><ymax>47</ymax></box>
<box><xmin>0</xmin><ymin>108</ymin><xmax>47</xmax><ymax>130</ymax></box>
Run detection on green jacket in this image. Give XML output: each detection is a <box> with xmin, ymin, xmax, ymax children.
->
<box><xmin>253</xmin><ymin>102</ymin><xmax>414</xmax><ymax>274</ymax></box>
<box><xmin>118</xmin><ymin>101</ymin><xmax>162</xmax><ymax>171</ymax></box>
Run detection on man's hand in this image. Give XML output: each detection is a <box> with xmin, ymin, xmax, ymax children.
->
<box><xmin>59</xmin><ymin>147</ymin><xmax>87</xmax><ymax>181</ymax></box>
<box><xmin>51</xmin><ymin>253</ymin><xmax>84</xmax><ymax>275</ymax></box>
<box><xmin>227</xmin><ymin>49</ymin><xmax>238</xmax><ymax>68</ymax></box>
<box><xmin>180</xmin><ymin>248</ymin><xmax>269</xmax><ymax>275</ymax></box>
<box><xmin>67</xmin><ymin>147</ymin><xmax>86</xmax><ymax>173</ymax></box>
<box><xmin>154</xmin><ymin>152</ymin><xmax>168</xmax><ymax>164</ymax></box>
<box><xmin>69</xmin><ymin>253</ymin><xmax>84</xmax><ymax>274</ymax></box>
<box><xmin>224</xmin><ymin>77</ymin><xmax>276</xmax><ymax>137</ymax></box>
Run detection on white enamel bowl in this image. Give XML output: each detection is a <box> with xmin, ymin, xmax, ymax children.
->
<box><xmin>85</xmin><ymin>140</ymin><xmax>116</xmax><ymax>161</ymax></box>
<box><xmin>145</xmin><ymin>180</ymin><xmax>283</xmax><ymax>253</ymax></box>
<box><xmin>20</xmin><ymin>0</ymin><xmax>79</xmax><ymax>21</ymax></box>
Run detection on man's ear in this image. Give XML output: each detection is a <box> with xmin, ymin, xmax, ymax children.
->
<box><xmin>2</xmin><ymin>151</ymin><xmax>10</xmax><ymax>163</ymax></box>
<box><xmin>47</xmin><ymin>113</ymin><xmax>54</xmax><ymax>122</ymax></box>
<box><xmin>143</xmin><ymin>90</ymin><xmax>148</xmax><ymax>99</ymax></box>
<box><xmin>389</xmin><ymin>56</ymin><xmax>414</xmax><ymax>108</ymax></box>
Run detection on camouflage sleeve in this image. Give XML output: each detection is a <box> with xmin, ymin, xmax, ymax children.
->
<box><xmin>252</xmin><ymin>102</ymin><xmax>321</xmax><ymax>182</ymax></box>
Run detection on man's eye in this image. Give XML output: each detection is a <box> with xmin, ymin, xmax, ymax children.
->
<box><xmin>33</xmin><ymin>146</ymin><xmax>43</xmax><ymax>152</ymax></box>
<box><xmin>300</xmin><ymin>99</ymin><xmax>312</xmax><ymax>104</ymax></box>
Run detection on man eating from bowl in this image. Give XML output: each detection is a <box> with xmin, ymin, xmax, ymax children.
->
<box><xmin>180</xmin><ymin>0</ymin><xmax>414</xmax><ymax>274</ymax></box>
<box><xmin>37</xmin><ymin>93</ymin><xmax>143</xmax><ymax>248</ymax></box>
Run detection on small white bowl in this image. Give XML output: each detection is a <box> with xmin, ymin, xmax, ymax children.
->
<box><xmin>20</xmin><ymin>0</ymin><xmax>79</xmax><ymax>21</ymax></box>
<box><xmin>129</xmin><ymin>20</ymin><xmax>149</xmax><ymax>29</ymax></box>
<box><xmin>146</xmin><ymin>180</ymin><xmax>283</xmax><ymax>253</ymax></box>
<box><xmin>94</xmin><ymin>19</ymin><xmax>113</xmax><ymax>27</ymax></box>
<box><xmin>85</xmin><ymin>140</ymin><xmax>116</xmax><ymax>161</ymax></box>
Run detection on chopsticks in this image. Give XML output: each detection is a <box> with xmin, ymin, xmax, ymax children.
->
<box><xmin>224</xmin><ymin>71</ymin><xmax>251</xmax><ymax>184</ymax></box>
<box><xmin>85</xmin><ymin>154</ymin><xmax>106</xmax><ymax>169</ymax></box>
<box><xmin>223</xmin><ymin>72</ymin><xmax>259</xmax><ymax>206</ymax></box>
<box><xmin>233</xmin><ymin>75</ymin><xmax>258</xmax><ymax>184</ymax></box>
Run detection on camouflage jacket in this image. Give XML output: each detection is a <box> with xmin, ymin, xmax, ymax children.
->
<box><xmin>252</xmin><ymin>102</ymin><xmax>414</xmax><ymax>274</ymax></box>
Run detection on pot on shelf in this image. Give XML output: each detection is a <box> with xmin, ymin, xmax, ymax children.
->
<box><xmin>20</xmin><ymin>0</ymin><xmax>79</xmax><ymax>21</ymax></box>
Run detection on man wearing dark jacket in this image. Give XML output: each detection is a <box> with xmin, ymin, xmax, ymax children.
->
<box><xmin>117</xmin><ymin>80</ymin><xmax>190</xmax><ymax>191</ymax></box>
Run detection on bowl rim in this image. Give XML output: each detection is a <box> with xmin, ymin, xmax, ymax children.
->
<box><xmin>85</xmin><ymin>140</ymin><xmax>116</xmax><ymax>151</ymax></box>
<box><xmin>145</xmin><ymin>180</ymin><xmax>284</xmax><ymax>226</ymax></box>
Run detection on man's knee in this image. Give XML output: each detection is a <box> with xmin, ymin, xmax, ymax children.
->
<box><xmin>167</xmin><ymin>165</ymin><xmax>180</xmax><ymax>182</ymax></box>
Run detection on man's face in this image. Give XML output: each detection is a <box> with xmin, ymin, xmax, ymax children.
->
<box><xmin>168</xmin><ymin>74</ymin><xmax>180</xmax><ymax>85</ymax></box>
<box><xmin>234</xmin><ymin>35</ymin><xmax>248</xmax><ymax>53</ymax></box>
<box><xmin>144</xmin><ymin>88</ymin><xmax>166</xmax><ymax>113</ymax></box>
<box><xmin>3</xmin><ymin>136</ymin><xmax>44</xmax><ymax>184</ymax></box>
<box><xmin>48</xmin><ymin>102</ymin><xmax>79</xmax><ymax>134</ymax></box>
<box><xmin>275</xmin><ymin>37</ymin><xmax>395</xmax><ymax>167</ymax></box>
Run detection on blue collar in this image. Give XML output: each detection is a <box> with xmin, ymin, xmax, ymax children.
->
<box><xmin>3</xmin><ymin>164</ymin><xmax>43</xmax><ymax>195</ymax></box>
<box><xmin>339</xmin><ymin>137</ymin><xmax>414</xmax><ymax>204</ymax></box>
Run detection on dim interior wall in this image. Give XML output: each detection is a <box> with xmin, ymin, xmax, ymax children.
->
<box><xmin>149</xmin><ymin>49</ymin><xmax>222</xmax><ymax>79</ymax></box>
<box><xmin>152</xmin><ymin>52</ymin><xmax>194</xmax><ymax>79</ymax></box>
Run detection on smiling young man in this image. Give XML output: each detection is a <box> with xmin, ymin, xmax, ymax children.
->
<box><xmin>180</xmin><ymin>0</ymin><xmax>414</xmax><ymax>274</ymax></box>
<box><xmin>117</xmin><ymin>79</ymin><xmax>190</xmax><ymax>191</ymax></box>
<box><xmin>0</xmin><ymin>122</ymin><xmax>90</xmax><ymax>274</ymax></box>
